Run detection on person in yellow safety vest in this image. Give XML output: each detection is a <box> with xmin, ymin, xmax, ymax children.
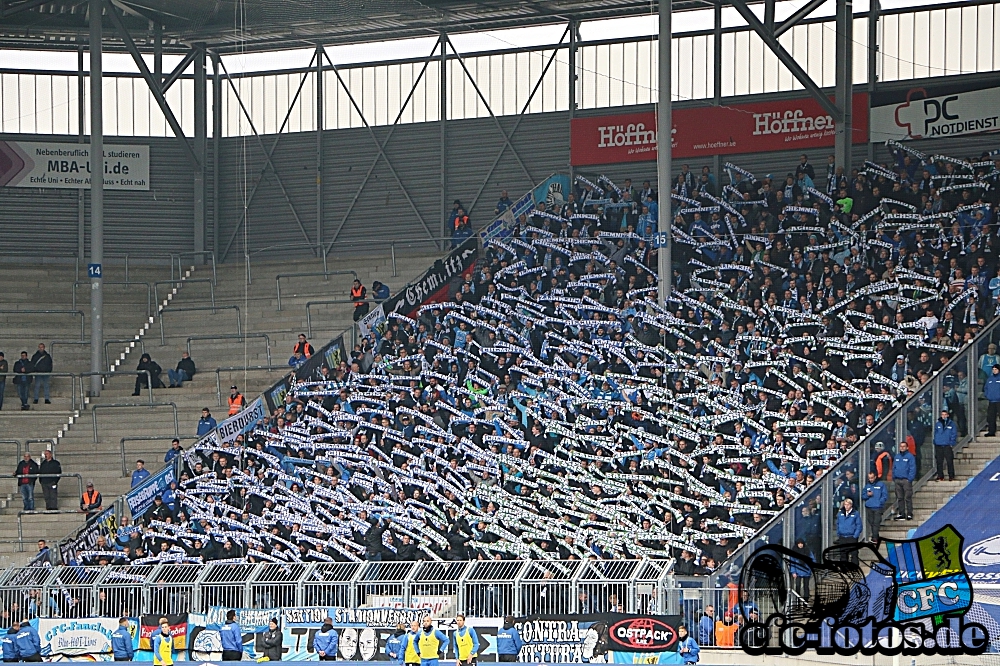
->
<box><xmin>454</xmin><ymin>614</ymin><xmax>480</xmax><ymax>666</ymax></box>
<box><xmin>403</xmin><ymin>621</ymin><xmax>421</xmax><ymax>666</ymax></box>
<box><xmin>228</xmin><ymin>386</ymin><xmax>246</xmax><ymax>416</ymax></box>
<box><xmin>416</xmin><ymin>616</ymin><xmax>450</xmax><ymax>666</ymax></box>
<box><xmin>152</xmin><ymin>619</ymin><xmax>173</xmax><ymax>666</ymax></box>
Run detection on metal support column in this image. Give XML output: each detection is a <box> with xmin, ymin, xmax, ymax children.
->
<box><xmin>89</xmin><ymin>0</ymin><xmax>103</xmax><ymax>397</ymax></box>
<box><xmin>867</xmin><ymin>0</ymin><xmax>880</xmax><ymax>162</ymax></box>
<box><xmin>315</xmin><ymin>44</ymin><xmax>324</xmax><ymax>256</ymax></box>
<box><xmin>193</xmin><ymin>44</ymin><xmax>207</xmax><ymax>259</ymax></box>
<box><xmin>656</xmin><ymin>0</ymin><xmax>672</xmax><ymax>306</ymax></box>
<box><xmin>568</xmin><ymin>19</ymin><xmax>578</xmax><ymax>185</ymax></box>
<box><xmin>153</xmin><ymin>22</ymin><xmax>161</xmax><ymax>85</ymax></box>
<box><xmin>712</xmin><ymin>1</ymin><xmax>722</xmax><ymax>194</ymax></box>
<box><xmin>212</xmin><ymin>52</ymin><xmax>221</xmax><ymax>261</ymax></box>
<box><xmin>77</xmin><ymin>46</ymin><xmax>86</xmax><ymax>263</ymax></box>
<box><xmin>834</xmin><ymin>0</ymin><xmax>854</xmax><ymax>174</ymax></box>
<box><xmin>439</xmin><ymin>33</ymin><xmax>447</xmax><ymax>249</ymax></box>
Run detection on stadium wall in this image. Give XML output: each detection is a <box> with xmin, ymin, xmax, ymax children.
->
<box><xmin>2</xmin><ymin>73</ymin><xmax>999</xmax><ymax>261</ymax></box>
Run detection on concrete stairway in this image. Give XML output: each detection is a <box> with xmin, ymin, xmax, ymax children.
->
<box><xmin>0</xmin><ymin>245</ymin><xmax>443</xmax><ymax>563</ymax></box>
<box><xmin>879</xmin><ymin>434</ymin><xmax>1000</xmax><ymax>542</ymax></box>
<box><xmin>0</xmin><ymin>260</ymin><xmax>176</xmax><ymax>558</ymax></box>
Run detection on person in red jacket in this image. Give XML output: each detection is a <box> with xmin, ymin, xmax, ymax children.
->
<box><xmin>14</xmin><ymin>452</ymin><xmax>38</xmax><ymax>511</ymax></box>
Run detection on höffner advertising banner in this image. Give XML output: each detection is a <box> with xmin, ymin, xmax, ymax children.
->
<box><xmin>0</xmin><ymin>141</ymin><xmax>150</xmax><ymax>189</ymax></box>
<box><xmin>870</xmin><ymin>83</ymin><xmax>1000</xmax><ymax>142</ymax></box>
<box><xmin>570</xmin><ymin>93</ymin><xmax>869</xmax><ymax>165</ymax></box>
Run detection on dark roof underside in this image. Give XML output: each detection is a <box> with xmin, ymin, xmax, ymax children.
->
<box><xmin>0</xmin><ymin>0</ymin><xmax>726</xmax><ymax>54</ymax></box>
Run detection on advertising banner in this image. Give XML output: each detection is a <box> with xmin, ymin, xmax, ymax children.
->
<box><xmin>58</xmin><ymin>507</ymin><xmax>118</xmax><ymax>565</ymax></box>
<box><xmin>870</xmin><ymin>83</ymin><xmax>1000</xmax><ymax>142</ymax></box>
<box><xmin>216</xmin><ymin>396</ymin><xmax>267</xmax><ymax>445</ymax></box>
<box><xmin>0</xmin><ymin>141</ymin><xmax>150</xmax><ymax>189</ymax></box>
<box><xmin>382</xmin><ymin>236</ymin><xmax>479</xmax><ymax>318</ymax></box>
<box><xmin>570</xmin><ymin>93</ymin><xmax>869</xmax><ymax>165</ymax></box>
<box><xmin>37</xmin><ymin>617</ymin><xmax>126</xmax><ymax>659</ymax></box>
<box><xmin>188</xmin><ymin>606</ymin><xmax>281</xmax><ymax>660</ymax></box>
<box><xmin>358</xmin><ymin>303</ymin><xmax>387</xmax><ymax>340</ymax></box>
<box><xmin>281</xmin><ymin>607</ymin><xmax>433</xmax><ymax>662</ymax></box>
<box><xmin>514</xmin><ymin>614</ymin><xmax>685</xmax><ymax>664</ymax></box>
<box><xmin>125</xmin><ymin>465</ymin><xmax>176</xmax><ymax>518</ymax></box>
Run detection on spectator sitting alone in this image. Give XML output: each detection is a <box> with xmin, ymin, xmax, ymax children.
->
<box><xmin>168</xmin><ymin>352</ymin><xmax>197</xmax><ymax>388</ymax></box>
<box><xmin>134</xmin><ymin>354</ymin><xmax>164</xmax><ymax>396</ymax></box>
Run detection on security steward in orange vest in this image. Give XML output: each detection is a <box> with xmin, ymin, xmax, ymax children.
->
<box><xmin>80</xmin><ymin>481</ymin><xmax>103</xmax><ymax>521</ymax></box>
<box><xmin>351</xmin><ymin>279</ymin><xmax>370</xmax><ymax>322</ymax></box>
<box><xmin>293</xmin><ymin>333</ymin><xmax>314</xmax><ymax>358</ymax></box>
<box><xmin>228</xmin><ymin>386</ymin><xmax>246</xmax><ymax>416</ymax></box>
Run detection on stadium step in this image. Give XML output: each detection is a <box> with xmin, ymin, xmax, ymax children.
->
<box><xmin>0</xmin><ymin>248</ymin><xmax>448</xmax><ymax>549</ymax></box>
<box><xmin>878</xmin><ymin>434</ymin><xmax>1000</xmax><ymax>543</ymax></box>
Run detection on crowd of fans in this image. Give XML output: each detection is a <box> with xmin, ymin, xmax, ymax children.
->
<box><xmin>78</xmin><ymin>143</ymin><xmax>1000</xmax><ymax>574</ymax></box>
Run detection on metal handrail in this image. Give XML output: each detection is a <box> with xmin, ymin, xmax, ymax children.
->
<box><xmin>13</xmin><ymin>474</ymin><xmax>85</xmax><ymax>548</ymax></box>
<box><xmin>154</xmin><ymin>278</ymin><xmax>216</xmax><ymax>310</ymax></box>
<box><xmin>120</xmin><ymin>435</ymin><xmax>200</xmax><ymax>476</ymax></box>
<box><xmin>8</xmin><ymin>372</ymin><xmax>80</xmax><ymax>412</ymax></box>
<box><xmin>276</xmin><ymin>270</ymin><xmax>359</xmax><ymax>311</ymax></box>
<box><xmin>173</xmin><ymin>251</ymin><xmax>217</xmax><ymax>285</ymax></box>
<box><xmin>72</xmin><ymin>281</ymin><xmax>153</xmax><ymax>318</ymax></box>
<box><xmin>0</xmin><ymin>310</ymin><xmax>85</xmax><ymax>340</ymax></box>
<box><xmin>0</xmin><ymin>440</ymin><xmax>21</xmax><ymax>460</ymax></box>
<box><xmin>187</xmin><ymin>333</ymin><xmax>272</xmax><ymax>365</ymax></box>
<box><xmin>103</xmin><ymin>338</ymin><xmax>147</xmax><ymax>372</ymax></box>
<box><xmin>114</xmin><ymin>251</ymin><xmax>181</xmax><ymax>283</ymax></box>
<box><xmin>247</xmin><ymin>243</ymin><xmax>327</xmax><ymax>284</ymax></box>
<box><xmin>77</xmin><ymin>370</ymin><xmax>154</xmax><ymax>407</ymax></box>
<box><xmin>159</xmin><ymin>305</ymin><xmax>241</xmax><ymax>344</ymax></box>
<box><xmin>92</xmin><ymin>402</ymin><xmax>179</xmax><ymax>443</ymax></box>
<box><xmin>49</xmin><ymin>339</ymin><xmax>90</xmax><ymax>366</ymax></box>
<box><xmin>23</xmin><ymin>439</ymin><xmax>56</xmax><ymax>456</ymax></box>
<box><xmin>716</xmin><ymin>316</ymin><xmax>1000</xmax><ymax>581</ymax></box>
<box><xmin>214</xmin><ymin>365</ymin><xmax>290</xmax><ymax>405</ymax></box>
<box><xmin>306</xmin><ymin>298</ymin><xmax>379</xmax><ymax>338</ymax></box>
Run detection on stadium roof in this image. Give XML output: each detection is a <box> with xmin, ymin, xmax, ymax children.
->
<box><xmin>0</xmin><ymin>0</ymin><xmax>741</xmax><ymax>54</ymax></box>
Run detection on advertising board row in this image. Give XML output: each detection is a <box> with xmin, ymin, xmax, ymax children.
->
<box><xmin>24</xmin><ymin>607</ymin><xmax>685</xmax><ymax>663</ymax></box>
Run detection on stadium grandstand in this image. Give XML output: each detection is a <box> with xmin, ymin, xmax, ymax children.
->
<box><xmin>2</xmin><ymin>0</ymin><xmax>1000</xmax><ymax>663</ymax></box>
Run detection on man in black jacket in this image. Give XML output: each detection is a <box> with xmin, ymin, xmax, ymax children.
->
<box><xmin>38</xmin><ymin>449</ymin><xmax>62</xmax><ymax>511</ymax></box>
<box><xmin>167</xmin><ymin>352</ymin><xmax>197</xmax><ymax>388</ymax></box>
<box><xmin>13</xmin><ymin>351</ymin><xmax>32</xmax><ymax>410</ymax></box>
<box><xmin>30</xmin><ymin>343</ymin><xmax>52</xmax><ymax>404</ymax></box>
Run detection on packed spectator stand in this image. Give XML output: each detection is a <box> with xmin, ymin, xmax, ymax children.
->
<box><xmin>79</xmin><ymin>143</ymin><xmax>1000</xmax><ymax>577</ymax></box>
